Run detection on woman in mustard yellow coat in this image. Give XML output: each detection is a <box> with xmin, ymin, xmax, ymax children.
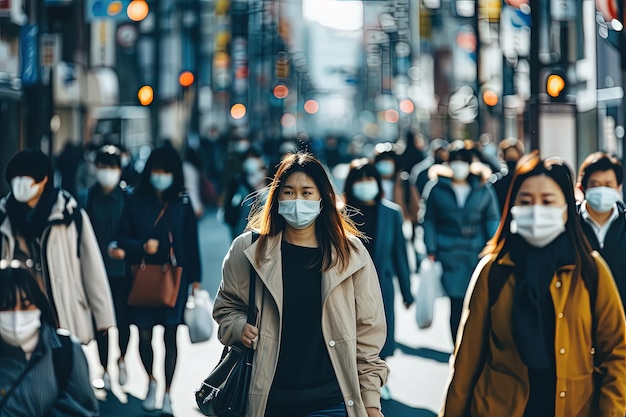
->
<box><xmin>441</xmin><ymin>153</ymin><xmax>626</xmax><ymax>417</ymax></box>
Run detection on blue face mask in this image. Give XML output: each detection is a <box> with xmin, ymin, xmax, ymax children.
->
<box><xmin>375</xmin><ymin>161</ymin><xmax>395</xmax><ymax>177</ymax></box>
<box><xmin>150</xmin><ymin>173</ymin><xmax>173</xmax><ymax>191</ymax></box>
<box><xmin>278</xmin><ymin>199</ymin><xmax>321</xmax><ymax>229</ymax></box>
<box><xmin>353</xmin><ymin>181</ymin><xmax>379</xmax><ymax>202</ymax></box>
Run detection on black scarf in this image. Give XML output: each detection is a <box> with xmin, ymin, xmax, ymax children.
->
<box><xmin>511</xmin><ymin>233</ymin><xmax>574</xmax><ymax>369</ymax></box>
<box><xmin>6</xmin><ymin>186</ymin><xmax>58</xmax><ymax>244</ymax></box>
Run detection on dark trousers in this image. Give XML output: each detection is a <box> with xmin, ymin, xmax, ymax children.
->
<box><xmin>449</xmin><ymin>297</ymin><xmax>465</xmax><ymax>346</ymax></box>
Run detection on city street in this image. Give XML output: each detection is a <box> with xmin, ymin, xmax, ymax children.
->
<box><xmin>86</xmin><ymin>208</ymin><xmax>454</xmax><ymax>417</ymax></box>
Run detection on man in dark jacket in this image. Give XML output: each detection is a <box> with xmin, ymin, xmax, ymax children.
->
<box><xmin>490</xmin><ymin>137</ymin><xmax>525</xmax><ymax>210</ymax></box>
<box><xmin>577</xmin><ymin>152</ymin><xmax>626</xmax><ymax>307</ymax></box>
<box><xmin>79</xmin><ymin>145</ymin><xmax>131</xmax><ymax>391</ymax></box>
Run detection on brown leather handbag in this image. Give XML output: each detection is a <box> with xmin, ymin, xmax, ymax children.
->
<box><xmin>128</xmin><ymin>206</ymin><xmax>182</xmax><ymax>308</ymax></box>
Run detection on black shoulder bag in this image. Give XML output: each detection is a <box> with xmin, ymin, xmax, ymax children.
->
<box><xmin>195</xmin><ymin>233</ymin><xmax>258</xmax><ymax>417</ymax></box>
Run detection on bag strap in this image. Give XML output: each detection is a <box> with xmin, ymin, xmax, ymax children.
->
<box><xmin>154</xmin><ymin>203</ymin><xmax>168</xmax><ymax>226</ymax></box>
<box><xmin>247</xmin><ymin>232</ymin><xmax>259</xmax><ymax>325</ymax></box>
<box><xmin>53</xmin><ymin>331</ymin><xmax>74</xmax><ymax>391</ymax></box>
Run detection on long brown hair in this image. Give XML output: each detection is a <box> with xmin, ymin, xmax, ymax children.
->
<box><xmin>247</xmin><ymin>152</ymin><xmax>361</xmax><ymax>272</ymax></box>
<box><xmin>486</xmin><ymin>151</ymin><xmax>597</xmax><ymax>283</ymax></box>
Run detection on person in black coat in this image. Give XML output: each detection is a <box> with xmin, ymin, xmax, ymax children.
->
<box><xmin>576</xmin><ymin>152</ymin><xmax>626</xmax><ymax>307</ymax></box>
<box><xmin>78</xmin><ymin>145</ymin><xmax>131</xmax><ymax>391</ymax></box>
<box><xmin>343</xmin><ymin>159</ymin><xmax>415</xmax><ymax>401</ymax></box>
<box><xmin>490</xmin><ymin>137</ymin><xmax>525</xmax><ymax>211</ymax></box>
<box><xmin>116</xmin><ymin>145</ymin><xmax>201</xmax><ymax>415</ymax></box>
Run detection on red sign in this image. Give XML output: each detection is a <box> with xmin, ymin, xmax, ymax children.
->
<box><xmin>0</xmin><ymin>0</ymin><xmax>10</xmax><ymax>10</ymax></box>
<box><xmin>596</xmin><ymin>0</ymin><xmax>619</xmax><ymax>21</ymax></box>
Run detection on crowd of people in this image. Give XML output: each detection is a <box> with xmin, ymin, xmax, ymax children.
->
<box><xmin>1</xmin><ymin>129</ymin><xmax>626</xmax><ymax>417</ymax></box>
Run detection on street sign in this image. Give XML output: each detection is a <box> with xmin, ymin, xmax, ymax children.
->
<box><xmin>20</xmin><ymin>24</ymin><xmax>38</xmax><ymax>85</ymax></box>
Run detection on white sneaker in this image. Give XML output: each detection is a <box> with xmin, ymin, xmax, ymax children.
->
<box><xmin>118</xmin><ymin>359</ymin><xmax>127</xmax><ymax>386</ymax></box>
<box><xmin>102</xmin><ymin>372</ymin><xmax>111</xmax><ymax>391</ymax></box>
<box><xmin>161</xmin><ymin>392</ymin><xmax>173</xmax><ymax>416</ymax></box>
<box><xmin>143</xmin><ymin>380</ymin><xmax>158</xmax><ymax>411</ymax></box>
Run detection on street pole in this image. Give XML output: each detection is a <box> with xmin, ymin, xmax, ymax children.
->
<box><xmin>151</xmin><ymin>0</ymin><xmax>161</xmax><ymax>144</ymax></box>
<box><xmin>620</xmin><ymin>25</ymin><xmax>626</xmax><ymax>199</ymax></box>
<box><xmin>528</xmin><ymin>0</ymin><xmax>540</xmax><ymax>151</ymax></box>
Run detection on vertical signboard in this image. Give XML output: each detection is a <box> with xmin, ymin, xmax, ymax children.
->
<box><xmin>20</xmin><ymin>24</ymin><xmax>39</xmax><ymax>85</ymax></box>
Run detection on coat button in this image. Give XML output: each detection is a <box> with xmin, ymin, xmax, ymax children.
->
<box><xmin>329</xmin><ymin>340</ymin><xmax>336</xmax><ymax>347</ymax></box>
<box><xmin>558</xmin><ymin>313</ymin><xmax>564</xmax><ymax>319</ymax></box>
<box><xmin>559</xmin><ymin>391</ymin><xmax>566</xmax><ymax>398</ymax></box>
<box><xmin>347</xmin><ymin>400</ymin><xmax>354</xmax><ymax>407</ymax></box>
<box><xmin>555</xmin><ymin>281</ymin><xmax>562</xmax><ymax>288</ymax></box>
<box><xmin>559</xmin><ymin>348</ymin><xmax>566</xmax><ymax>355</ymax></box>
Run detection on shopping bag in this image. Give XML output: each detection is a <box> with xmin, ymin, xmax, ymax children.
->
<box><xmin>416</xmin><ymin>258</ymin><xmax>445</xmax><ymax>329</ymax></box>
<box><xmin>185</xmin><ymin>289</ymin><xmax>214</xmax><ymax>343</ymax></box>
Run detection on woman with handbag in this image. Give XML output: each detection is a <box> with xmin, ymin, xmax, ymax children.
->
<box><xmin>440</xmin><ymin>153</ymin><xmax>626</xmax><ymax>417</ymax></box>
<box><xmin>213</xmin><ymin>151</ymin><xmax>389</xmax><ymax>417</ymax></box>
<box><xmin>342</xmin><ymin>159</ymin><xmax>414</xmax><ymax>401</ymax></box>
<box><xmin>116</xmin><ymin>144</ymin><xmax>202</xmax><ymax>416</ymax></box>
<box><xmin>0</xmin><ymin>265</ymin><xmax>98</xmax><ymax>416</ymax></box>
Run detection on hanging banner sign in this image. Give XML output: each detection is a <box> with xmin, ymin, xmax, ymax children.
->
<box><xmin>20</xmin><ymin>24</ymin><xmax>38</xmax><ymax>85</ymax></box>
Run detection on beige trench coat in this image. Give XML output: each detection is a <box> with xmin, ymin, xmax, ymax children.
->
<box><xmin>0</xmin><ymin>191</ymin><xmax>115</xmax><ymax>344</ymax></box>
<box><xmin>213</xmin><ymin>231</ymin><xmax>389</xmax><ymax>417</ymax></box>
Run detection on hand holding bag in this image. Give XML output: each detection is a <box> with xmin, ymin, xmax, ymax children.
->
<box><xmin>128</xmin><ymin>206</ymin><xmax>183</xmax><ymax>308</ymax></box>
<box><xmin>195</xmin><ymin>233</ymin><xmax>258</xmax><ymax>417</ymax></box>
<box><xmin>416</xmin><ymin>257</ymin><xmax>445</xmax><ymax>329</ymax></box>
<box><xmin>185</xmin><ymin>289</ymin><xmax>214</xmax><ymax>343</ymax></box>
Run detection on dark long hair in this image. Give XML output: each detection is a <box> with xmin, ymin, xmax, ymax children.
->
<box><xmin>486</xmin><ymin>151</ymin><xmax>597</xmax><ymax>284</ymax></box>
<box><xmin>0</xmin><ymin>266</ymin><xmax>58</xmax><ymax>328</ymax></box>
<box><xmin>137</xmin><ymin>145</ymin><xmax>185</xmax><ymax>202</ymax></box>
<box><xmin>343</xmin><ymin>160</ymin><xmax>383</xmax><ymax>207</ymax></box>
<box><xmin>248</xmin><ymin>152</ymin><xmax>361</xmax><ymax>272</ymax></box>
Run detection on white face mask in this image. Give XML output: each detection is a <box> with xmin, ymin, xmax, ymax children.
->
<box><xmin>0</xmin><ymin>310</ymin><xmax>41</xmax><ymax>355</ymax></box>
<box><xmin>586</xmin><ymin>186</ymin><xmax>620</xmax><ymax>213</ymax></box>
<box><xmin>510</xmin><ymin>204</ymin><xmax>567</xmax><ymax>248</ymax></box>
<box><xmin>353</xmin><ymin>181</ymin><xmax>379</xmax><ymax>202</ymax></box>
<box><xmin>121</xmin><ymin>155</ymin><xmax>131</xmax><ymax>169</ymax></box>
<box><xmin>11</xmin><ymin>177</ymin><xmax>41</xmax><ymax>203</ymax></box>
<box><xmin>150</xmin><ymin>173</ymin><xmax>174</xmax><ymax>191</ymax></box>
<box><xmin>96</xmin><ymin>168</ymin><xmax>121</xmax><ymax>189</ymax></box>
<box><xmin>278</xmin><ymin>199</ymin><xmax>321</xmax><ymax>229</ymax></box>
<box><xmin>375</xmin><ymin>161</ymin><xmax>395</xmax><ymax>177</ymax></box>
<box><xmin>247</xmin><ymin>170</ymin><xmax>266</xmax><ymax>188</ymax></box>
<box><xmin>449</xmin><ymin>161</ymin><xmax>470</xmax><ymax>181</ymax></box>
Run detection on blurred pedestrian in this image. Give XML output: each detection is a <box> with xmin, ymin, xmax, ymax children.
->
<box><xmin>182</xmin><ymin>147</ymin><xmax>205</xmax><ymax>218</ymax></box>
<box><xmin>374</xmin><ymin>147</ymin><xmax>419</xmax><ymax>235</ymax></box>
<box><xmin>422</xmin><ymin>140</ymin><xmax>500</xmax><ymax>344</ymax></box>
<box><xmin>411</xmin><ymin>138</ymin><xmax>450</xmax><ymax>197</ymax></box>
<box><xmin>75</xmin><ymin>143</ymin><xmax>99</xmax><ymax>194</ymax></box>
<box><xmin>490</xmin><ymin>137</ymin><xmax>526</xmax><ymax>210</ymax></box>
<box><xmin>0</xmin><ymin>150</ymin><xmax>115</xmax><ymax>344</ymax></box>
<box><xmin>577</xmin><ymin>152</ymin><xmax>626</xmax><ymax>307</ymax></box>
<box><xmin>78</xmin><ymin>145</ymin><xmax>131</xmax><ymax>391</ymax></box>
<box><xmin>0</xmin><ymin>265</ymin><xmax>98</xmax><ymax>416</ymax></box>
<box><xmin>54</xmin><ymin>141</ymin><xmax>82</xmax><ymax>197</ymax></box>
<box><xmin>119</xmin><ymin>144</ymin><xmax>140</xmax><ymax>189</ymax></box>
<box><xmin>441</xmin><ymin>153</ymin><xmax>626</xmax><ymax>417</ymax></box>
<box><xmin>343</xmin><ymin>159</ymin><xmax>414</xmax><ymax>401</ymax></box>
<box><xmin>222</xmin><ymin>150</ymin><xmax>270</xmax><ymax>240</ymax></box>
<box><xmin>214</xmin><ymin>152</ymin><xmax>389</xmax><ymax>417</ymax></box>
<box><xmin>116</xmin><ymin>145</ymin><xmax>201</xmax><ymax>415</ymax></box>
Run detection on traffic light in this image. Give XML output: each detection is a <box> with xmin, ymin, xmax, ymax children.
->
<box><xmin>179</xmin><ymin>71</ymin><xmax>195</xmax><ymax>88</ymax></box>
<box><xmin>138</xmin><ymin>85</ymin><xmax>154</xmax><ymax>106</ymax></box>
<box><xmin>88</xmin><ymin>0</ymin><xmax>131</xmax><ymax>21</ymax></box>
<box><xmin>273</xmin><ymin>84</ymin><xmax>289</xmax><ymax>99</ymax></box>
<box><xmin>275</xmin><ymin>52</ymin><xmax>289</xmax><ymax>79</ymax></box>
<box><xmin>127</xmin><ymin>0</ymin><xmax>149</xmax><ymax>21</ymax></box>
<box><xmin>545</xmin><ymin>67</ymin><xmax>567</xmax><ymax>101</ymax></box>
<box><xmin>480</xmin><ymin>83</ymin><xmax>501</xmax><ymax>111</ymax></box>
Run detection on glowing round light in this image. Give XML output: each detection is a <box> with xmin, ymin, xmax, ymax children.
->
<box><xmin>482</xmin><ymin>90</ymin><xmax>499</xmax><ymax>107</ymax></box>
<box><xmin>137</xmin><ymin>85</ymin><xmax>154</xmax><ymax>106</ymax></box>
<box><xmin>179</xmin><ymin>71</ymin><xmax>195</xmax><ymax>88</ymax></box>
<box><xmin>281</xmin><ymin>113</ymin><xmax>296</xmax><ymax>128</ymax></box>
<box><xmin>304</xmin><ymin>99</ymin><xmax>319</xmax><ymax>114</ymax></box>
<box><xmin>384</xmin><ymin>109</ymin><xmax>399</xmax><ymax>123</ymax></box>
<box><xmin>107</xmin><ymin>1</ymin><xmax>124</xmax><ymax>16</ymax></box>
<box><xmin>546</xmin><ymin>74</ymin><xmax>565</xmax><ymax>98</ymax></box>
<box><xmin>399</xmin><ymin>99</ymin><xmax>415</xmax><ymax>113</ymax></box>
<box><xmin>273</xmin><ymin>84</ymin><xmax>289</xmax><ymax>99</ymax></box>
<box><xmin>230</xmin><ymin>103</ymin><xmax>247</xmax><ymax>119</ymax></box>
<box><xmin>127</xmin><ymin>0</ymin><xmax>149</xmax><ymax>21</ymax></box>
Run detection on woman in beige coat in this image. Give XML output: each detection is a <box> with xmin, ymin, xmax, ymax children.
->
<box><xmin>213</xmin><ymin>152</ymin><xmax>389</xmax><ymax>417</ymax></box>
<box><xmin>441</xmin><ymin>153</ymin><xmax>626</xmax><ymax>417</ymax></box>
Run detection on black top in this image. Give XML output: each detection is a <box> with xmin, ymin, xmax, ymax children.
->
<box><xmin>84</xmin><ymin>185</ymin><xmax>127</xmax><ymax>278</ymax></box>
<box><xmin>265</xmin><ymin>241</ymin><xmax>343</xmax><ymax>417</ymax></box>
